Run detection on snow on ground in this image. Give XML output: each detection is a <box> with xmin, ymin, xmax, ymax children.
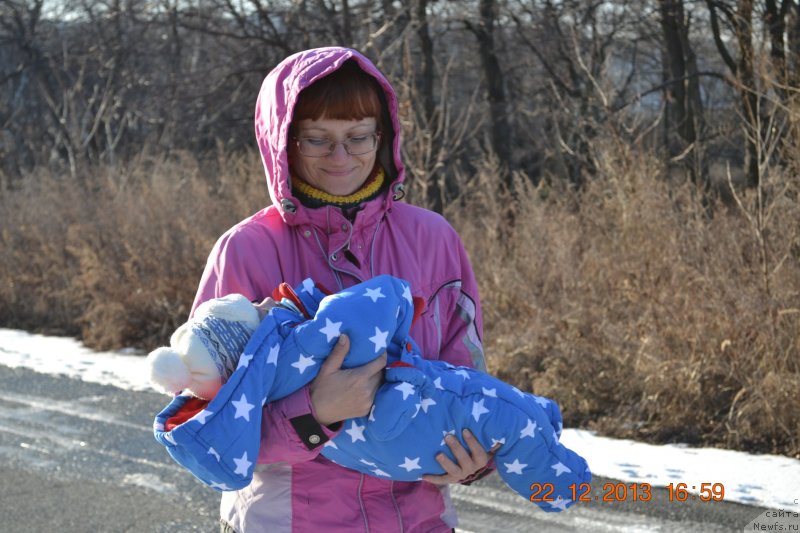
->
<box><xmin>1</xmin><ymin>328</ymin><xmax>798</xmax><ymax>511</ymax></box>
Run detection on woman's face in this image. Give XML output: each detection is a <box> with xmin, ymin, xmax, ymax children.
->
<box><xmin>289</xmin><ymin>117</ymin><xmax>379</xmax><ymax>197</ymax></box>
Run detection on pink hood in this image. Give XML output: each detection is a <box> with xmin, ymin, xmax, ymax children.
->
<box><xmin>254</xmin><ymin>47</ymin><xmax>405</xmax><ymax>226</ymax></box>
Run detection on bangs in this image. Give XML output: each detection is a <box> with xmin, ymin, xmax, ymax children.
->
<box><xmin>293</xmin><ymin>60</ymin><xmax>384</xmax><ymax>125</ymax></box>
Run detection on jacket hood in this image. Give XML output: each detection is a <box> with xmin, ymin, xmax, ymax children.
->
<box><xmin>254</xmin><ymin>47</ymin><xmax>406</xmax><ymax>225</ymax></box>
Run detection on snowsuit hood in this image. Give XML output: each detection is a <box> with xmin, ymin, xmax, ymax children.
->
<box><xmin>254</xmin><ymin>47</ymin><xmax>405</xmax><ymax>226</ymax></box>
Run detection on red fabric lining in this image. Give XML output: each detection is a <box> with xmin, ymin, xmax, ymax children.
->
<box><xmin>272</xmin><ymin>283</ymin><xmax>312</xmax><ymax>319</ymax></box>
<box><xmin>165</xmin><ymin>397</ymin><xmax>209</xmax><ymax>431</ymax></box>
<box><xmin>387</xmin><ymin>361</ymin><xmax>415</xmax><ymax>369</ymax></box>
<box><xmin>412</xmin><ymin>296</ymin><xmax>425</xmax><ymax>326</ymax></box>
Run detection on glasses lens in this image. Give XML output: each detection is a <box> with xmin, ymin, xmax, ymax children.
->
<box><xmin>344</xmin><ymin>134</ymin><xmax>378</xmax><ymax>155</ymax></box>
<box><xmin>298</xmin><ymin>138</ymin><xmax>332</xmax><ymax>157</ymax></box>
<box><xmin>297</xmin><ymin>134</ymin><xmax>378</xmax><ymax>157</ymax></box>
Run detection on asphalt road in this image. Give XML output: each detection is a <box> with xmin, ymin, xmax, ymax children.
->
<box><xmin>0</xmin><ymin>364</ymin><xmax>769</xmax><ymax>532</ymax></box>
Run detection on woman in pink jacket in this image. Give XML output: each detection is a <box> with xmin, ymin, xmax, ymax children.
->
<box><xmin>193</xmin><ymin>47</ymin><xmax>493</xmax><ymax>532</ymax></box>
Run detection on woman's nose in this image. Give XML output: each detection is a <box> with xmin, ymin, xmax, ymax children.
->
<box><xmin>328</xmin><ymin>142</ymin><xmax>350</xmax><ymax>160</ymax></box>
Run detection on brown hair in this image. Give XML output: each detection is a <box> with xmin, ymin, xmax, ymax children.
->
<box><xmin>292</xmin><ymin>60</ymin><xmax>384</xmax><ymax>127</ymax></box>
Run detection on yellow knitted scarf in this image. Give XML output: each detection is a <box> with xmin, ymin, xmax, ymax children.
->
<box><xmin>290</xmin><ymin>166</ymin><xmax>386</xmax><ymax>208</ymax></box>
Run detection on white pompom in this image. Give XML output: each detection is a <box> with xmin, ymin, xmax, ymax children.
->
<box><xmin>146</xmin><ymin>347</ymin><xmax>192</xmax><ymax>395</ymax></box>
<box><xmin>195</xmin><ymin>293</ymin><xmax>260</xmax><ymax>330</ymax></box>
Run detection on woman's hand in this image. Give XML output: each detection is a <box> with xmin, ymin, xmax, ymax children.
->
<box><xmin>422</xmin><ymin>429</ymin><xmax>499</xmax><ymax>485</ymax></box>
<box><xmin>309</xmin><ymin>335</ymin><xmax>387</xmax><ymax>426</ymax></box>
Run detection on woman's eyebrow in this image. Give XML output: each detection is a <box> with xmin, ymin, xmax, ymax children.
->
<box><xmin>299</xmin><ymin>128</ymin><xmax>375</xmax><ymax>137</ymax></box>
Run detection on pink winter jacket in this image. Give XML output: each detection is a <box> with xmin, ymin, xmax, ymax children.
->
<box><xmin>192</xmin><ymin>47</ymin><xmax>486</xmax><ymax>533</ymax></box>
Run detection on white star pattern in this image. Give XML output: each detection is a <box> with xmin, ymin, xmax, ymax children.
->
<box><xmin>267</xmin><ymin>343</ymin><xmax>280</xmax><ymax>365</ymax></box>
<box><xmin>163</xmin><ymin>432</ymin><xmax>176</xmax><ymax>445</ymax></box>
<box><xmin>364</xmin><ymin>287</ymin><xmax>386</xmax><ymax>303</ymax></box>
<box><xmin>471</xmin><ymin>398</ymin><xmax>490</xmax><ymax>421</ymax></box>
<box><xmin>237</xmin><ymin>352</ymin><xmax>253</xmax><ymax>369</ymax></box>
<box><xmin>233</xmin><ymin>451</ymin><xmax>252</xmax><ymax>477</ymax></box>
<box><xmin>549</xmin><ymin>497</ymin><xmax>571</xmax><ymax>511</ymax></box>
<box><xmin>291</xmin><ymin>354</ymin><xmax>317</xmax><ymax>374</ymax></box>
<box><xmin>345</xmin><ymin>420</ymin><xmax>366</xmax><ymax>443</ymax></box>
<box><xmin>402</xmin><ymin>284</ymin><xmax>413</xmax><ymax>305</ymax></box>
<box><xmin>394</xmin><ymin>382</ymin><xmax>416</xmax><ymax>400</ymax></box>
<box><xmin>319</xmin><ymin>318</ymin><xmax>342</xmax><ymax>342</ymax></box>
<box><xmin>369</xmin><ymin>326</ymin><xmax>389</xmax><ymax>353</ymax></box>
<box><xmin>151</xmin><ymin>277</ymin><xmax>594</xmax><ymax>511</ymax></box>
<box><xmin>193</xmin><ymin>409</ymin><xmax>214</xmax><ymax>424</ymax></box>
<box><xmin>504</xmin><ymin>458</ymin><xmax>527</xmax><ymax>475</ymax></box>
<box><xmin>232</xmin><ymin>394</ymin><xmax>255</xmax><ymax>421</ymax></box>
<box><xmin>551</xmin><ymin>462</ymin><xmax>571</xmax><ymax>477</ymax></box>
<box><xmin>399</xmin><ymin>457</ymin><xmax>422</xmax><ymax>472</ymax></box>
<box><xmin>419</xmin><ymin>398</ymin><xmax>437</xmax><ymax>413</ymax></box>
<box><xmin>302</xmin><ymin>278</ymin><xmax>315</xmax><ymax>294</ymax></box>
<box><xmin>520</xmin><ymin>419</ymin><xmax>537</xmax><ymax>439</ymax></box>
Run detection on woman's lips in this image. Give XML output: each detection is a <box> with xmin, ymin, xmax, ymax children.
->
<box><xmin>323</xmin><ymin>168</ymin><xmax>355</xmax><ymax>177</ymax></box>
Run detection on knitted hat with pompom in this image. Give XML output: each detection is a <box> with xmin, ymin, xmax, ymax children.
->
<box><xmin>146</xmin><ymin>294</ymin><xmax>260</xmax><ymax>400</ymax></box>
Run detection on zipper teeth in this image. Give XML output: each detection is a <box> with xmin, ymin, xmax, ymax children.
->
<box><xmin>368</xmin><ymin>213</ymin><xmax>385</xmax><ymax>277</ymax></box>
<box><xmin>311</xmin><ymin>226</ymin><xmax>345</xmax><ymax>290</ymax></box>
<box><xmin>390</xmin><ymin>480</ymin><xmax>404</xmax><ymax>532</ymax></box>
<box><xmin>357</xmin><ymin>474</ymin><xmax>370</xmax><ymax>533</ymax></box>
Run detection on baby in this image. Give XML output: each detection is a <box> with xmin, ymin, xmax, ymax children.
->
<box><xmin>149</xmin><ymin>275</ymin><xmax>591</xmax><ymax>512</ymax></box>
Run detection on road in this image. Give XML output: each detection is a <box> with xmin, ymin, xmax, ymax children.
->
<box><xmin>0</xmin><ymin>364</ymin><xmax>766</xmax><ymax>532</ymax></box>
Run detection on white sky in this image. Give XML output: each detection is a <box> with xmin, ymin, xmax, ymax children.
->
<box><xmin>1</xmin><ymin>328</ymin><xmax>798</xmax><ymax>511</ymax></box>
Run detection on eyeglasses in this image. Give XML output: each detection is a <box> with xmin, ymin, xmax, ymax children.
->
<box><xmin>293</xmin><ymin>132</ymin><xmax>381</xmax><ymax>157</ymax></box>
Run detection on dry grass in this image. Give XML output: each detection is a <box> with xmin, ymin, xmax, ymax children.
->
<box><xmin>1</xmin><ymin>143</ymin><xmax>798</xmax><ymax>457</ymax></box>
<box><xmin>449</xmin><ymin>142</ymin><xmax>800</xmax><ymax>457</ymax></box>
<box><xmin>0</xmin><ymin>150</ymin><xmax>266</xmax><ymax>349</ymax></box>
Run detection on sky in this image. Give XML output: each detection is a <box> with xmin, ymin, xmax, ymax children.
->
<box><xmin>1</xmin><ymin>327</ymin><xmax>798</xmax><ymax>512</ymax></box>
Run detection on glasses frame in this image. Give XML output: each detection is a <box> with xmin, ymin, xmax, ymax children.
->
<box><xmin>292</xmin><ymin>132</ymin><xmax>381</xmax><ymax>158</ymax></box>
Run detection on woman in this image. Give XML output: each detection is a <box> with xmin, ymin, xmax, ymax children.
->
<box><xmin>193</xmin><ymin>47</ymin><xmax>492</xmax><ymax>533</ymax></box>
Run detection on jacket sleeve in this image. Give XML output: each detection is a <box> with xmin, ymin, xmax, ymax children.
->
<box><xmin>431</xmin><ymin>234</ymin><xmax>486</xmax><ymax>373</ymax></box>
<box><xmin>193</xmin><ymin>225</ymin><xmax>340</xmax><ymax>465</ymax></box>
<box><xmin>430</xmin><ymin>232</ymin><xmax>496</xmax><ymax>483</ymax></box>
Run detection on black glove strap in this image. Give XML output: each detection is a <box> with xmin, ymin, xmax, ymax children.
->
<box><xmin>289</xmin><ymin>414</ymin><xmax>342</xmax><ymax>450</ymax></box>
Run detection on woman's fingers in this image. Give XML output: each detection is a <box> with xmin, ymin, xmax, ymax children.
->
<box><xmin>317</xmin><ymin>335</ymin><xmax>349</xmax><ymax>376</ymax></box>
<box><xmin>310</xmin><ymin>337</ymin><xmax>386</xmax><ymax>425</ymax></box>
<box><xmin>422</xmin><ymin>430</ymin><xmax>492</xmax><ymax>485</ymax></box>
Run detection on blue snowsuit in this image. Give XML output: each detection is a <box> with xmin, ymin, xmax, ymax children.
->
<box><xmin>154</xmin><ymin>275</ymin><xmax>591</xmax><ymax>512</ymax></box>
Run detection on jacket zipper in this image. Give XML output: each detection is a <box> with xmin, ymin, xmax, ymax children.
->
<box><xmin>390</xmin><ymin>481</ymin><xmax>404</xmax><ymax>532</ymax></box>
<box><xmin>357</xmin><ymin>474</ymin><xmax>370</xmax><ymax>532</ymax></box>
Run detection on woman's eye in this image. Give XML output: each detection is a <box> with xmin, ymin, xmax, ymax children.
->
<box><xmin>349</xmin><ymin>136</ymin><xmax>369</xmax><ymax>144</ymax></box>
<box><xmin>306</xmin><ymin>138</ymin><xmax>329</xmax><ymax>146</ymax></box>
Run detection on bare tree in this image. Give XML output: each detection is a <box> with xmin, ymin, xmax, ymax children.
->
<box><xmin>658</xmin><ymin>0</ymin><xmax>708</xmax><ymax>192</ymax></box>
<box><xmin>465</xmin><ymin>0</ymin><xmax>513</xmax><ymax>193</ymax></box>
<box><xmin>705</xmin><ymin>0</ymin><xmax>799</xmax><ymax>187</ymax></box>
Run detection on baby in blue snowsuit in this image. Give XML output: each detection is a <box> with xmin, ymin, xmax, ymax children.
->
<box><xmin>153</xmin><ymin>275</ymin><xmax>591</xmax><ymax>512</ymax></box>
